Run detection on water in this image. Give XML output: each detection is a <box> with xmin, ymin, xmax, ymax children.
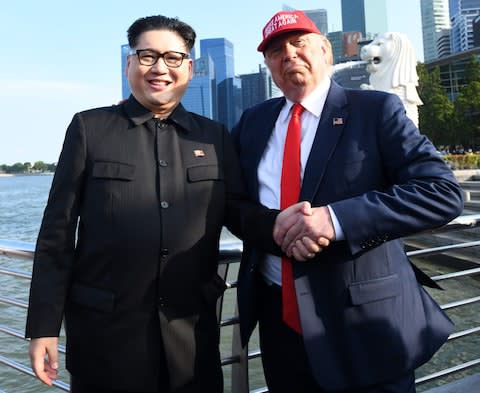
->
<box><xmin>0</xmin><ymin>174</ymin><xmax>263</xmax><ymax>392</ymax></box>
<box><xmin>1</xmin><ymin>175</ymin><xmax>479</xmax><ymax>392</ymax></box>
<box><xmin>0</xmin><ymin>175</ymin><xmax>54</xmax><ymax>392</ymax></box>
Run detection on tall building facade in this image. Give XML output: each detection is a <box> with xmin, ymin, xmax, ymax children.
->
<box><xmin>474</xmin><ymin>14</ymin><xmax>480</xmax><ymax>46</ymax></box>
<box><xmin>200</xmin><ymin>38</ymin><xmax>234</xmax><ymax>84</ymax></box>
<box><xmin>240</xmin><ymin>66</ymin><xmax>268</xmax><ymax>111</ymax></box>
<box><xmin>197</xmin><ymin>38</ymin><xmax>240</xmax><ymax>128</ymax></box>
<box><xmin>437</xmin><ymin>29</ymin><xmax>453</xmax><ymax>57</ymax></box>
<box><xmin>282</xmin><ymin>5</ymin><xmax>328</xmax><ymax>33</ymax></box>
<box><xmin>121</xmin><ymin>44</ymin><xmax>131</xmax><ymax>99</ymax></box>
<box><xmin>341</xmin><ymin>0</ymin><xmax>388</xmax><ymax>39</ymax></box>
<box><xmin>304</xmin><ymin>9</ymin><xmax>329</xmax><ymax>34</ymax></box>
<box><xmin>449</xmin><ymin>0</ymin><xmax>480</xmax><ymax>53</ymax></box>
<box><xmin>421</xmin><ymin>0</ymin><xmax>451</xmax><ymax>61</ymax></box>
<box><xmin>181</xmin><ymin>56</ymin><xmax>215</xmax><ymax>118</ymax></box>
<box><xmin>328</xmin><ymin>31</ymin><xmax>345</xmax><ymax>62</ymax></box>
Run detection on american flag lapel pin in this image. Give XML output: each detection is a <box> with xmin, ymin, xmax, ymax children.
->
<box><xmin>193</xmin><ymin>149</ymin><xmax>206</xmax><ymax>157</ymax></box>
<box><xmin>333</xmin><ymin>117</ymin><xmax>344</xmax><ymax>125</ymax></box>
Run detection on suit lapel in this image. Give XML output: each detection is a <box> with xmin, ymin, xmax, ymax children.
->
<box><xmin>300</xmin><ymin>83</ymin><xmax>349</xmax><ymax>201</ymax></box>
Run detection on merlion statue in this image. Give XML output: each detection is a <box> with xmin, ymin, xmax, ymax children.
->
<box><xmin>360</xmin><ymin>32</ymin><xmax>423</xmax><ymax>127</ymax></box>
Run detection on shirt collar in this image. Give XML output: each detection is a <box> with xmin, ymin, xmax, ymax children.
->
<box><xmin>123</xmin><ymin>95</ymin><xmax>193</xmax><ymax>133</ymax></box>
<box><xmin>281</xmin><ymin>77</ymin><xmax>331</xmax><ymax>122</ymax></box>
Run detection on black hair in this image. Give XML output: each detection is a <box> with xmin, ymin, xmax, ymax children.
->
<box><xmin>127</xmin><ymin>15</ymin><xmax>196</xmax><ymax>51</ymax></box>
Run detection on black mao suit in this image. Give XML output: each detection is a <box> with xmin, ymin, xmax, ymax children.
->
<box><xmin>25</xmin><ymin>96</ymin><xmax>277</xmax><ymax>392</ymax></box>
<box><xmin>232</xmin><ymin>81</ymin><xmax>464</xmax><ymax>391</ymax></box>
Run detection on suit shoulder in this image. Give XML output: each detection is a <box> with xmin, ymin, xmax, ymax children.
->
<box><xmin>343</xmin><ymin>87</ymin><xmax>399</xmax><ymax>105</ymax></box>
<box><xmin>76</xmin><ymin>104</ymin><xmax>124</xmax><ymax>119</ymax></box>
<box><xmin>244</xmin><ymin>97</ymin><xmax>284</xmax><ymax>115</ymax></box>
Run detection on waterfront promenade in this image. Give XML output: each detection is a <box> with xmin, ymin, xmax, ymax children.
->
<box><xmin>0</xmin><ymin>173</ymin><xmax>479</xmax><ymax>392</ymax></box>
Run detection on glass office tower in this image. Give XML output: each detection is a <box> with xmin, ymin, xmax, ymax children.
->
<box><xmin>182</xmin><ymin>56</ymin><xmax>215</xmax><ymax>118</ymax></box>
<box><xmin>341</xmin><ymin>0</ymin><xmax>388</xmax><ymax>39</ymax></box>
<box><xmin>449</xmin><ymin>0</ymin><xmax>480</xmax><ymax>53</ymax></box>
<box><xmin>121</xmin><ymin>44</ymin><xmax>131</xmax><ymax>99</ymax></box>
<box><xmin>421</xmin><ymin>0</ymin><xmax>451</xmax><ymax>62</ymax></box>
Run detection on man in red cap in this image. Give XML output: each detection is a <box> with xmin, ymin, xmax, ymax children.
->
<box><xmin>232</xmin><ymin>9</ymin><xmax>463</xmax><ymax>393</ymax></box>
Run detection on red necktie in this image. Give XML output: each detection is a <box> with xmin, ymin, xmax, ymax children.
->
<box><xmin>280</xmin><ymin>103</ymin><xmax>304</xmax><ymax>333</ymax></box>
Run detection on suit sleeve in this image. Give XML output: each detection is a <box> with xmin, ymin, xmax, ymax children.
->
<box><xmin>221</xmin><ymin>127</ymin><xmax>281</xmax><ymax>255</ymax></box>
<box><xmin>25</xmin><ymin>113</ymin><xmax>87</xmax><ymax>338</ymax></box>
<box><xmin>330</xmin><ymin>94</ymin><xmax>463</xmax><ymax>256</ymax></box>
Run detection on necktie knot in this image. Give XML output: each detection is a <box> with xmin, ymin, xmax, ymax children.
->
<box><xmin>291</xmin><ymin>103</ymin><xmax>305</xmax><ymax>119</ymax></box>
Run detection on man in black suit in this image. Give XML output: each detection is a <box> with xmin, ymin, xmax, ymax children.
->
<box><xmin>232</xmin><ymin>10</ymin><xmax>464</xmax><ymax>393</ymax></box>
<box><xmin>25</xmin><ymin>14</ymin><xmax>312</xmax><ymax>393</ymax></box>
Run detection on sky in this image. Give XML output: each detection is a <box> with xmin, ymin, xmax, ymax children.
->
<box><xmin>0</xmin><ymin>0</ymin><xmax>423</xmax><ymax>165</ymax></box>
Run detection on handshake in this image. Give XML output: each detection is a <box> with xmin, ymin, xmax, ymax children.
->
<box><xmin>273</xmin><ymin>201</ymin><xmax>335</xmax><ymax>261</ymax></box>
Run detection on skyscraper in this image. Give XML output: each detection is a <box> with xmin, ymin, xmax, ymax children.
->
<box><xmin>474</xmin><ymin>14</ymin><xmax>480</xmax><ymax>46</ymax></box>
<box><xmin>421</xmin><ymin>0</ymin><xmax>451</xmax><ymax>62</ymax></box>
<box><xmin>121</xmin><ymin>44</ymin><xmax>131</xmax><ymax>99</ymax></box>
<box><xmin>304</xmin><ymin>9</ymin><xmax>329</xmax><ymax>34</ymax></box>
<box><xmin>282</xmin><ymin>5</ymin><xmax>328</xmax><ymax>33</ymax></box>
<box><xmin>449</xmin><ymin>0</ymin><xmax>480</xmax><ymax>53</ymax></box>
<box><xmin>182</xmin><ymin>56</ymin><xmax>215</xmax><ymax>118</ymax></box>
<box><xmin>200</xmin><ymin>38</ymin><xmax>234</xmax><ymax>84</ymax></box>
<box><xmin>199</xmin><ymin>38</ymin><xmax>239</xmax><ymax>129</ymax></box>
<box><xmin>341</xmin><ymin>0</ymin><xmax>388</xmax><ymax>39</ymax></box>
<box><xmin>240</xmin><ymin>66</ymin><xmax>269</xmax><ymax>111</ymax></box>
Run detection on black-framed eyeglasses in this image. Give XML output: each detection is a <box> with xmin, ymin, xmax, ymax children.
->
<box><xmin>129</xmin><ymin>49</ymin><xmax>189</xmax><ymax>68</ymax></box>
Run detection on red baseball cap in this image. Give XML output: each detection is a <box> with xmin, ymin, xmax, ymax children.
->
<box><xmin>257</xmin><ymin>10</ymin><xmax>321</xmax><ymax>52</ymax></box>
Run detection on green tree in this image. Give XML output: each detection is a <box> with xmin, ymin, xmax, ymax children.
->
<box><xmin>463</xmin><ymin>55</ymin><xmax>480</xmax><ymax>84</ymax></box>
<box><xmin>454</xmin><ymin>81</ymin><xmax>480</xmax><ymax>149</ymax></box>
<box><xmin>10</xmin><ymin>162</ymin><xmax>27</xmax><ymax>173</ymax></box>
<box><xmin>47</xmin><ymin>162</ymin><xmax>57</xmax><ymax>172</ymax></box>
<box><xmin>417</xmin><ymin>63</ymin><xmax>454</xmax><ymax>146</ymax></box>
<box><xmin>453</xmin><ymin>56</ymin><xmax>480</xmax><ymax>149</ymax></box>
<box><xmin>32</xmin><ymin>160</ymin><xmax>48</xmax><ymax>171</ymax></box>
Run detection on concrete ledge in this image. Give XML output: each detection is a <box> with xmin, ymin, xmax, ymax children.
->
<box><xmin>422</xmin><ymin>373</ymin><xmax>480</xmax><ymax>393</ymax></box>
<box><xmin>454</xmin><ymin>169</ymin><xmax>480</xmax><ymax>182</ymax></box>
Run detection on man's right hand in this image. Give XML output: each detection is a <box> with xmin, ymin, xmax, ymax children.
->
<box><xmin>29</xmin><ymin>337</ymin><xmax>59</xmax><ymax>385</ymax></box>
<box><xmin>274</xmin><ymin>202</ymin><xmax>332</xmax><ymax>260</ymax></box>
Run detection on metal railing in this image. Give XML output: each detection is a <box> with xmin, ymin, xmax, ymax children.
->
<box><xmin>1</xmin><ymin>214</ymin><xmax>480</xmax><ymax>392</ymax></box>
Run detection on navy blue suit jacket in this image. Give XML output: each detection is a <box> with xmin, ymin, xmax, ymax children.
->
<box><xmin>231</xmin><ymin>81</ymin><xmax>464</xmax><ymax>390</ymax></box>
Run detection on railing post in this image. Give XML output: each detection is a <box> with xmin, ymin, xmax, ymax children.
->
<box><xmin>231</xmin><ymin>302</ymin><xmax>249</xmax><ymax>393</ymax></box>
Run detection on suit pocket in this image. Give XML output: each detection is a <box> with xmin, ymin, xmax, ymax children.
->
<box><xmin>349</xmin><ymin>274</ymin><xmax>400</xmax><ymax>305</ymax></box>
<box><xmin>92</xmin><ymin>160</ymin><xmax>135</xmax><ymax>181</ymax></box>
<box><xmin>69</xmin><ymin>283</ymin><xmax>115</xmax><ymax>312</ymax></box>
<box><xmin>187</xmin><ymin>165</ymin><xmax>223</xmax><ymax>182</ymax></box>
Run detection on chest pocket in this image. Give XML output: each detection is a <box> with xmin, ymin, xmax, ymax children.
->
<box><xmin>187</xmin><ymin>165</ymin><xmax>223</xmax><ymax>182</ymax></box>
<box><xmin>92</xmin><ymin>161</ymin><xmax>136</xmax><ymax>181</ymax></box>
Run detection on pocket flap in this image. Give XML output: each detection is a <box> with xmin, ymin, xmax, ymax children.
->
<box><xmin>349</xmin><ymin>274</ymin><xmax>400</xmax><ymax>305</ymax></box>
<box><xmin>187</xmin><ymin>165</ymin><xmax>223</xmax><ymax>182</ymax></box>
<box><xmin>69</xmin><ymin>283</ymin><xmax>115</xmax><ymax>312</ymax></box>
<box><xmin>92</xmin><ymin>161</ymin><xmax>135</xmax><ymax>180</ymax></box>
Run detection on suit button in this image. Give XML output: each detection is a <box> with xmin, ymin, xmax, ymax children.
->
<box><xmin>161</xmin><ymin>201</ymin><xmax>169</xmax><ymax>208</ymax></box>
<box><xmin>160</xmin><ymin>248</ymin><xmax>169</xmax><ymax>257</ymax></box>
<box><xmin>158</xmin><ymin>296</ymin><xmax>166</xmax><ymax>307</ymax></box>
<box><xmin>159</xmin><ymin>160</ymin><xmax>168</xmax><ymax>167</ymax></box>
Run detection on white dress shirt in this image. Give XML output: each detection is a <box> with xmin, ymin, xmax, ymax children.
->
<box><xmin>257</xmin><ymin>78</ymin><xmax>344</xmax><ymax>285</ymax></box>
